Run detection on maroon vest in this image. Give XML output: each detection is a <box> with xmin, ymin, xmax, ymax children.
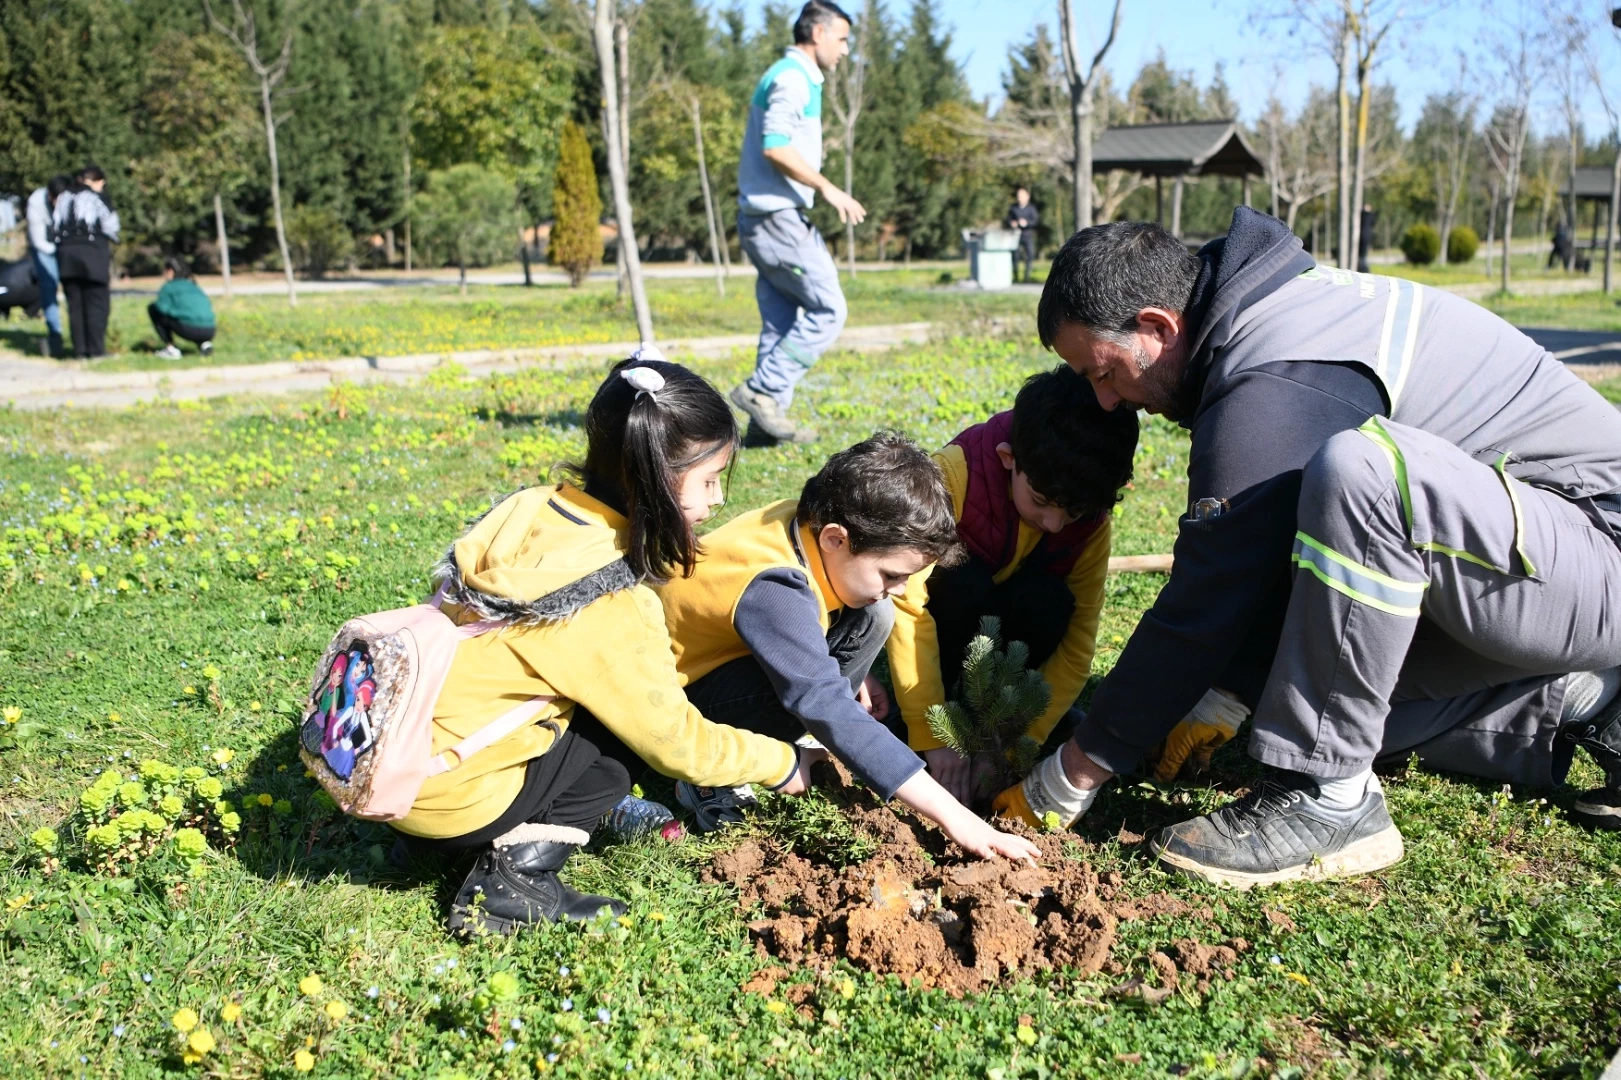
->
<box><xmin>947</xmin><ymin>411</ymin><xmax>1106</xmax><ymax>578</ymax></box>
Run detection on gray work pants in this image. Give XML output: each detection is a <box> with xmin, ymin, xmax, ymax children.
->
<box><xmin>738</xmin><ymin>209</ymin><xmax>847</xmax><ymax>408</ymax></box>
<box><xmin>1251</xmin><ymin>418</ymin><xmax>1621</xmax><ymax>788</ymax></box>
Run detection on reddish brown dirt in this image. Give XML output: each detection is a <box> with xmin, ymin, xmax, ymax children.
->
<box><xmin>706</xmin><ymin>763</ymin><xmax>1248</xmax><ymax>996</ymax></box>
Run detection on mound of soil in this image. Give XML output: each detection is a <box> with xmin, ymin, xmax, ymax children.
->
<box><xmin>705</xmin><ymin>763</ymin><xmax>1249</xmax><ymax>996</ymax></box>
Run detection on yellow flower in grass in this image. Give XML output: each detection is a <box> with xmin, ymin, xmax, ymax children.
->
<box><xmin>294</xmin><ymin>1049</ymin><xmax>316</xmax><ymax>1071</ymax></box>
<box><xmin>171</xmin><ymin>1008</ymin><xmax>199</xmax><ymax>1032</ymax></box>
<box><xmin>3</xmin><ymin>706</ymin><xmax>20</xmax><ymax>725</ymax></box>
<box><xmin>765</xmin><ymin>1000</ymin><xmax>787</xmax><ymax>1014</ymax></box>
<box><xmin>256</xmin><ymin>793</ymin><xmax>274</xmax><ymax>807</ymax></box>
<box><xmin>299</xmin><ymin>974</ymin><xmax>324</xmax><ymax>996</ymax></box>
<box><xmin>324</xmin><ymin>999</ymin><xmax>347</xmax><ymax>1021</ymax></box>
<box><xmin>220</xmin><ymin>1003</ymin><xmax>242</xmax><ymax>1023</ymax></box>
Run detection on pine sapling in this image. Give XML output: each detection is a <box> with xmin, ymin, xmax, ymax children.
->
<box><xmin>925</xmin><ymin>616</ymin><xmax>1050</xmax><ymax>804</ymax></box>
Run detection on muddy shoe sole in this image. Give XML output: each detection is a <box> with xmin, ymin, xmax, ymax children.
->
<box><xmin>1572</xmin><ymin>787</ymin><xmax>1621</xmax><ymax>830</ymax></box>
<box><xmin>1153</xmin><ymin>824</ymin><xmax>1405</xmax><ymax>890</ymax></box>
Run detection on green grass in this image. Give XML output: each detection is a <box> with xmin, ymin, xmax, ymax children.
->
<box><xmin>0</xmin><ymin>271</ymin><xmax>1032</xmax><ymax>373</ymax></box>
<box><xmin>1</xmin><ymin>337</ymin><xmax>1618</xmax><ymax>1078</ymax></box>
<box><xmin>1477</xmin><ymin>290</ymin><xmax>1621</xmax><ymax>333</ymax></box>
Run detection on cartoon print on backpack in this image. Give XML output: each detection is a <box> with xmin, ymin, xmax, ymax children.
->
<box><xmin>300</xmin><ymin>645</ymin><xmax>377</xmax><ymax>780</ymax></box>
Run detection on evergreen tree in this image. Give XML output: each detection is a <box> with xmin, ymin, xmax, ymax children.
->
<box><xmin>550</xmin><ymin>120</ymin><xmax>603</xmax><ymax>287</ymax></box>
<box><xmin>924</xmin><ymin>617</ymin><xmax>1050</xmax><ymax>801</ymax></box>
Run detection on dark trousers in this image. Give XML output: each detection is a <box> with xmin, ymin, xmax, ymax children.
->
<box><xmin>404</xmin><ymin>728</ymin><xmax>630</xmax><ymax>854</ymax></box>
<box><xmin>574</xmin><ymin>601</ymin><xmax>895</xmax><ymax>776</ymax></box>
<box><xmin>62</xmin><ymin>278</ymin><xmax>110</xmax><ymax>358</ymax></box>
<box><xmin>1015</xmin><ymin>230</ymin><xmax>1037</xmax><ymax>282</ymax></box>
<box><xmin>148</xmin><ymin>305</ymin><xmax>213</xmax><ymax>347</ymax></box>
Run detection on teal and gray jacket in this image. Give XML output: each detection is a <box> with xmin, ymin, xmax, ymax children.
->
<box><xmin>153</xmin><ymin>278</ymin><xmax>215</xmax><ymax>328</ymax></box>
<box><xmin>738</xmin><ymin>48</ymin><xmax>824</xmax><ymax>215</ymax></box>
<box><xmin>1077</xmin><ymin>206</ymin><xmax>1621</xmax><ymax>769</ymax></box>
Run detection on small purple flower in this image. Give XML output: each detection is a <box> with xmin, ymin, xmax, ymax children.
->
<box><xmin>510</xmin><ymin>1018</ymin><xmax>523</xmax><ymax>1031</ymax></box>
<box><xmin>560</xmin><ymin>998</ymin><xmax>572</xmax><ymax>1012</ymax></box>
<box><xmin>597</xmin><ymin>1008</ymin><xmax>611</xmax><ymax>1024</ymax></box>
<box><xmin>112</xmin><ymin>1026</ymin><xmax>125</xmax><ymax>1037</ymax></box>
<box><xmin>502</xmin><ymin>1040</ymin><xmax>516</xmax><ymax>1053</ymax></box>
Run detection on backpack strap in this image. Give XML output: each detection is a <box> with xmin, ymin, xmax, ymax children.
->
<box><xmin>426</xmin><ymin>695</ymin><xmax>556</xmax><ymax>776</ymax></box>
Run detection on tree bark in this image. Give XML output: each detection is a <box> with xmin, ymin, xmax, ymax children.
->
<box><xmin>595</xmin><ymin>0</ymin><xmax>653</xmax><ymax>343</ymax></box>
<box><xmin>1335</xmin><ymin>18</ymin><xmax>1353</xmax><ymax>269</ymax></box>
<box><xmin>1349</xmin><ymin>60</ymin><xmax>1371</xmax><ymax>268</ymax></box>
<box><xmin>403</xmin><ymin>145</ymin><xmax>412</xmax><ymax>273</ymax></box>
<box><xmin>1057</xmin><ymin>0</ymin><xmax>1121</xmax><ymax>232</ymax></box>
<box><xmin>213</xmin><ymin>192</ymin><xmax>232</xmax><ymax>298</ymax></box>
<box><xmin>692</xmin><ymin>96</ymin><xmax>725</xmax><ymax>297</ymax></box>
<box><xmin>1484</xmin><ymin>177</ymin><xmax>1499</xmax><ymax>280</ymax></box>
<box><xmin>844</xmin><ymin>131</ymin><xmax>857</xmax><ymax>277</ymax></box>
<box><xmin>259</xmin><ymin>76</ymin><xmax>296</xmax><ymax>306</ymax></box>
<box><xmin>1170</xmin><ymin>176</ymin><xmax>1184</xmax><ymax>239</ymax></box>
<box><xmin>1607</xmin><ymin>146</ymin><xmax>1620</xmax><ymax>293</ymax></box>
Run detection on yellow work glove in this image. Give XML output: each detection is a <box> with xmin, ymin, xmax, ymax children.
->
<box><xmin>1151</xmin><ymin>688</ymin><xmax>1250</xmax><ymax>783</ymax></box>
<box><xmin>991</xmin><ymin>750</ymin><xmax>1100</xmax><ymax>830</ymax></box>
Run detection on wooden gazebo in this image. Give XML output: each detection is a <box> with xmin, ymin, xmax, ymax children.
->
<box><xmin>1090</xmin><ymin>120</ymin><xmax>1265</xmax><ymax>237</ymax></box>
<box><xmin>1569</xmin><ymin>166</ymin><xmax>1618</xmax><ymax>257</ymax></box>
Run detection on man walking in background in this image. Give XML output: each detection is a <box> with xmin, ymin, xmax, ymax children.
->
<box><xmin>26</xmin><ymin>174</ymin><xmax>70</xmax><ymax>358</ymax></box>
<box><xmin>730</xmin><ymin>0</ymin><xmax>865</xmax><ymax>445</ymax></box>
<box><xmin>1007</xmin><ymin>186</ymin><xmax>1039</xmax><ymax>284</ymax></box>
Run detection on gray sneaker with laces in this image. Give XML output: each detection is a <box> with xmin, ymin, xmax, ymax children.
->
<box><xmin>1149</xmin><ymin>773</ymin><xmax>1404</xmax><ymax>889</ymax></box>
<box><xmin>675</xmin><ymin>780</ymin><xmax>758</xmax><ymax>833</ymax></box>
<box><xmin>729</xmin><ymin>384</ymin><xmax>817</xmax><ymax>443</ymax></box>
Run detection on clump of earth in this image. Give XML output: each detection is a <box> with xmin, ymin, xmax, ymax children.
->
<box><xmin>705</xmin><ymin>762</ymin><xmax>1249</xmax><ymax>997</ymax></box>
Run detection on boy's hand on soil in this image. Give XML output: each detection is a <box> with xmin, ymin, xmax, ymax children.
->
<box><xmin>943</xmin><ymin>813</ymin><xmax>1040</xmax><ymax>863</ymax></box>
<box><xmin>856</xmin><ymin>676</ymin><xmax>890</xmax><ymax>721</ymax></box>
<box><xmin>923</xmin><ymin>747</ymin><xmax>972</xmax><ymax>805</ymax></box>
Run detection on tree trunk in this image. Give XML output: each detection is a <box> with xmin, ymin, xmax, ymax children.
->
<box><xmin>521</xmin><ymin>235</ymin><xmax>532</xmax><ymax>286</ymax></box>
<box><xmin>1071</xmin><ymin>96</ymin><xmax>1089</xmax><ymax>230</ymax></box>
<box><xmin>1484</xmin><ymin>178</ymin><xmax>1499</xmax><ymax>280</ymax></box>
<box><xmin>844</xmin><ymin>122</ymin><xmax>858</xmax><ymax>277</ymax></box>
<box><xmin>1335</xmin><ymin>20</ymin><xmax>1353</xmax><ymax>270</ymax></box>
<box><xmin>259</xmin><ymin>76</ymin><xmax>296</xmax><ymax>306</ymax></box>
<box><xmin>595</xmin><ymin>1</ymin><xmax>653</xmax><ymax>343</ymax></box>
<box><xmin>384</xmin><ymin>227</ymin><xmax>396</xmax><ymax>266</ymax></box>
<box><xmin>1607</xmin><ymin>146</ymin><xmax>1620</xmax><ymax>293</ymax></box>
<box><xmin>213</xmin><ymin>192</ymin><xmax>232</xmax><ymax>298</ymax></box>
<box><xmin>1349</xmin><ymin>63</ymin><xmax>1372</xmax><ymax>269</ymax></box>
<box><xmin>692</xmin><ymin>97</ymin><xmax>726</xmax><ymax>297</ymax></box>
<box><xmin>1501</xmin><ymin>179</ymin><xmax>1515</xmax><ymax>294</ymax></box>
<box><xmin>459</xmin><ymin>255</ymin><xmax>467</xmax><ymax>296</ymax></box>
<box><xmin>403</xmin><ymin>146</ymin><xmax>412</xmax><ymax>273</ymax></box>
<box><xmin>1170</xmin><ymin>176</ymin><xmax>1184</xmax><ymax>239</ymax></box>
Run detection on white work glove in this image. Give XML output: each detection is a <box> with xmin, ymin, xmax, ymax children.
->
<box><xmin>992</xmin><ymin>750</ymin><xmax>1101</xmax><ymax>830</ymax></box>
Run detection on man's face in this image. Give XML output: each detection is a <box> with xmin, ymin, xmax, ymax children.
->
<box><xmin>809</xmin><ymin>18</ymin><xmax>852</xmax><ymax>71</ymax></box>
<box><xmin>1050</xmin><ymin>314</ymin><xmax>1190</xmax><ymax>418</ymax></box>
<box><xmin>816</xmin><ymin>524</ymin><xmax>929</xmax><ymax>608</ymax></box>
<box><xmin>1016</xmin><ymin>189</ymin><xmax>1030</xmax><ymax>206</ymax></box>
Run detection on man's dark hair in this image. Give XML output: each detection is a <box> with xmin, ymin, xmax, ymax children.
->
<box><xmin>1015</xmin><ymin>185</ymin><xmax>1030</xmax><ymax>195</ymax></box>
<box><xmin>79</xmin><ymin>164</ymin><xmax>106</xmax><ymax>183</ymax></box>
<box><xmin>1036</xmin><ymin>221</ymin><xmax>1199</xmax><ymax>348</ymax></box>
<box><xmin>46</xmin><ymin>174</ymin><xmax>72</xmax><ymax>201</ymax></box>
<box><xmin>1009</xmin><ymin>366</ymin><xmax>1138</xmax><ymax>518</ymax></box>
<box><xmin>793</xmin><ymin>0</ymin><xmax>852</xmax><ymax>44</ymax></box>
<box><xmin>799</xmin><ymin>430</ymin><xmax>963</xmax><ymax>564</ymax></box>
<box><xmin>164</xmin><ymin>256</ymin><xmax>193</xmax><ymax>280</ymax></box>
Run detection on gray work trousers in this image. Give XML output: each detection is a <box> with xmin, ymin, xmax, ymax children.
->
<box><xmin>1251</xmin><ymin>418</ymin><xmax>1621</xmax><ymax>788</ymax></box>
<box><xmin>738</xmin><ymin>209</ymin><xmax>848</xmax><ymax>408</ymax></box>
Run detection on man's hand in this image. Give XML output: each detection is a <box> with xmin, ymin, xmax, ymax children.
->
<box><xmin>855</xmin><ymin>675</ymin><xmax>890</xmax><ymax>721</ymax></box>
<box><xmin>923</xmin><ymin>746</ymin><xmax>972</xmax><ymax>805</ymax></box>
<box><xmin>1150</xmin><ymin>688</ymin><xmax>1249</xmax><ymax>782</ymax></box>
<box><xmin>821</xmin><ymin>184</ymin><xmax>866</xmax><ymax>225</ymax></box>
<box><xmin>992</xmin><ymin>741</ymin><xmax>1113</xmax><ymax>830</ymax></box>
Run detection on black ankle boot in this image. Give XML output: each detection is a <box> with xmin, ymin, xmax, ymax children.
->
<box><xmin>448</xmin><ymin>827</ymin><xmax>626</xmax><ymax>936</ymax></box>
<box><xmin>1560</xmin><ymin>690</ymin><xmax>1621</xmax><ymax>830</ymax></box>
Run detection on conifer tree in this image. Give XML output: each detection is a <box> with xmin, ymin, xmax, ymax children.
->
<box><xmin>925</xmin><ymin>616</ymin><xmax>1050</xmax><ymax>799</ymax></box>
<box><xmin>550</xmin><ymin>120</ymin><xmax>602</xmax><ymax>287</ymax></box>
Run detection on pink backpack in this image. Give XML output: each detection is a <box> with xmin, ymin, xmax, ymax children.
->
<box><xmin>298</xmin><ymin>586</ymin><xmax>553</xmax><ymax>822</ymax></box>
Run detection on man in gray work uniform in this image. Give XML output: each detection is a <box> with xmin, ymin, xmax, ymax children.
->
<box><xmin>997</xmin><ymin>208</ymin><xmax>1621</xmax><ymax>888</ymax></box>
<box><xmin>730</xmin><ymin>0</ymin><xmax>867</xmax><ymax>444</ymax></box>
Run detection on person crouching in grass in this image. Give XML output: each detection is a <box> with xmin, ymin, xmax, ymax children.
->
<box><xmin>887</xmin><ymin>366</ymin><xmax>1137</xmax><ymax>806</ymax></box>
<box><xmin>648</xmin><ymin>431</ymin><xmax>1040</xmax><ymax>862</ymax></box>
<box><xmin>397</xmin><ymin>354</ymin><xmax>818</xmax><ymax>936</ymax></box>
<box><xmin>148</xmin><ymin>257</ymin><xmax>216</xmax><ymax>359</ymax></box>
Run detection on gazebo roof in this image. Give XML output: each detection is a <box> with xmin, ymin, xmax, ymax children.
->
<box><xmin>1571</xmin><ymin>166</ymin><xmax>1616</xmax><ymax>201</ymax></box>
<box><xmin>1090</xmin><ymin>120</ymin><xmax>1263</xmax><ymax>179</ymax></box>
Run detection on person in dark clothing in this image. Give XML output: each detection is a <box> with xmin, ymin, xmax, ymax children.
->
<box><xmin>148</xmin><ymin>257</ymin><xmax>216</xmax><ymax>358</ymax></box>
<box><xmin>1006</xmin><ymin>187</ymin><xmax>1040</xmax><ymax>283</ymax></box>
<box><xmin>994</xmin><ymin>208</ymin><xmax>1621</xmax><ymax>888</ymax></box>
<box><xmin>53</xmin><ymin>165</ymin><xmax>120</xmax><ymax>359</ymax></box>
<box><xmin>1550</xmin><ymin>218</ymin><xmax>1573</xmax><ymax>269</ymax></box>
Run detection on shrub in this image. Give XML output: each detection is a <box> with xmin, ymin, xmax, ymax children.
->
<box><xmin>67</xmin><ymin>756</ymin><xmax>243</xmax><ymax>878</ymax></box>
<box><xmin>285</xmin><ymin>206</ymin><xmax>356</xmax><ymax>278</ymax></box>
<box><xmin>1401</xmin><ymin>223</ymin><xmax>1441</xmax><ymax>266</ymax></box>
<box><xmin>411</xmin><ymin>164</ymin><xmax>519</xmax><ymax>292</ymax></box>
<box><xmin>549</xmin><ymin>120</ymin><xmax>602</xmax><ymax>287</ymax></box>
<box><xmin>1447</xmin><ymin>224</ymin><xmax>1480</xmax><ymax>264</ymax></box>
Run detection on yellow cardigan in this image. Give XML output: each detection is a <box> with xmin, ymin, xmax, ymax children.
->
<box><xmin>885</xmin><ymin>443</ymin><xmax>1113</xmax><ymax>751</ymax></box>
<box><xmin>396</xmin><ymin>485</ymin><xmax>798</xmax><ymax>839</ymax></box>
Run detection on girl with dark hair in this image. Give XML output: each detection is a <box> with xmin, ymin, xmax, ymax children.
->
<box><xmin>397</xmin><ymin>349</ymin><xmax>818</xmax><ymax>936</ymax></box>
<box><xmin>53</xmin><ymin>165</ymin><xmax>119</xmax><ymax>358</ymax></box>
<box><xmin>149</xmin><ymin>257</ymin><xmax>216</xmax><ymax>359</ymax></box>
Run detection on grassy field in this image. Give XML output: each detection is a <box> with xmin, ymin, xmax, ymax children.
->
<box><xmin>0</xmin><ymin>271</ymin><xmax>1031</xmax><ymax>373</ymax></box>
<box><xmin>1</xmin><ymin>335</ymin><xmax>1618</xmax><ymax>1079</ymax></box>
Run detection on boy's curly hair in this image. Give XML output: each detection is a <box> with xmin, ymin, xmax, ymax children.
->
<box><xmin>1009</xmin><ymin>365</ymin><xmax>1138</xmax><ymax>518</ymax></box>
<box><xmin>799</xmin><ymin>431</ymin><xmax>964</xmax><ymax>565</ymax></box>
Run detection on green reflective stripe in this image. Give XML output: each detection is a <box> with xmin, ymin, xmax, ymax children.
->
<box><xmin>1292</xmin><ymin>531</ymin><xmax>1427</xmax><ymax>617</ymax></box>
<box><xmin>1414</xmin><ymin>540</ymin><xmax>1503</xmax><ymax>573</ymax></box>
<box><xmin>1357</xmin><ymin>416</ymin><xmax>1415</xmax><ymax>538</ymax></box>
<box><xmin>1495</xmin><ymin>454</ymin><xmax>1538</xmax><ymax>577</ymax></box>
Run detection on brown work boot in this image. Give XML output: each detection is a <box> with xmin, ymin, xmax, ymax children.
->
<box><xmin>729</xmin><ymin>384</ymin><xmax>817</xmax><ymax>443</ymax></box>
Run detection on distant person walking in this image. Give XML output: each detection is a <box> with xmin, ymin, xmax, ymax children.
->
<box><xmin>149</xmin><ymin>257</ymin><xmax>215</xmax><ymax>359</ymax></box>
<box><xmin>53</xmin><ymin>165</ymin><xmax>119</xmax><ymax>359</ymax></box>
<box><xmin>26</xmin><ymin>174</ymin><xmax>71</xmax><ymax>357</ymax></box>
<box><xmin>730</xmin><ymin>0</ymin><xmax>864</xmax><ymax>444</ymax></box>
<box><xmin>1007</xmin><ymin>186</ymin><xmax>1040</xmax><ymax>284</ymax></box>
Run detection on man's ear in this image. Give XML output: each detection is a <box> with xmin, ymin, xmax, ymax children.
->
<box><xmin>994</xmin><ymin>442</ymin><xmax>1018</xmax><ymax>473</ymax></box>
<box><xmin>1134</xmin><ymin>306</ymin><xmax>1185</xmax><ymax>356</ymax></box>
<box><xmin>817</xmin><ymin>522</ymin><xmax>849</xmax><ymax>554</ymax></box>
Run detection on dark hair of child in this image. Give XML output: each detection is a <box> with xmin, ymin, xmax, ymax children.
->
<box><xmin>576</xmin><ymin>358</ymin><xmax>738</xmax><ymax>583</ymax></box>
<box><xmin>164</xmin><ymin>256</ymin><xmax>192</xmax><ymax>279</ymax></box>
<box><xmin>798</xmin><ymin>430</ymin><xmax>964</xmax><ymax>565</ymax></box>
<box><xmin>1009</xmin><ymin>365</ymin><xmax>1139</xmax><ymax>518</ymax></box>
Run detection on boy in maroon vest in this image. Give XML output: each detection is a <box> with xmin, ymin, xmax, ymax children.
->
<box><xmin>886</xmin><ymin>366</ymin><xmax>1138</xmax><ymax>804</ymax></box>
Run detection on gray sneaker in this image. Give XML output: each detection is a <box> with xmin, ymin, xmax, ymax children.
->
<box><xmin>1561</xmin><ymin>689</ymin><xmax>1621</xmax><ymax>830</ymax></box>
<box><xmin>675</xmin><ymin>781</ymin><xmax>758</xmax><ymax>833</ymax></box>
<box><xmin>729</xmin><ymin>384</ymin><xmax>817</xmax><ymax>443</ymax></box>
<box><xmin>1149</xmin><ymin>774</ymin><xmax>1404</xmax><ymax>889</ymax></box>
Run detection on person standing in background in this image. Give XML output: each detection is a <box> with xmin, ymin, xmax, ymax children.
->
<box><xmin>729</xmin><ymin>0</ymin><xmax>863</xmax><ymax>445</ymax></box>
<box><xmin>53</xmin><ymin>165</ymin><xmax>119</xmax><ymax>359</ymax></box>
<box><xmin>1007</xmin><ymin>186</ymin><xmax>1040</xmax><ymax>284</ymax></box>
<box><xmin>26</xmin><ymin>175</ymin><xmax>71</xmax><ymax>358</ymax></box>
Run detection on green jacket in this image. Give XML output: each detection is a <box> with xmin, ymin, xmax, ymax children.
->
<box><xmin>153</xmin><ymin>279</ymin><xmax>214</xmax><ymax>328</ymax></box>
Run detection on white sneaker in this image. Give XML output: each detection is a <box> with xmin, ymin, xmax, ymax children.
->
<box><xmin>199</xmin><ymin>340</ymin><xmax>213</xmax><ymax>357</ymax></box>
<box><xmin>156</xmin><ymin>345</ymin><xmax>182</xmax><ymax>360</ymax></box>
